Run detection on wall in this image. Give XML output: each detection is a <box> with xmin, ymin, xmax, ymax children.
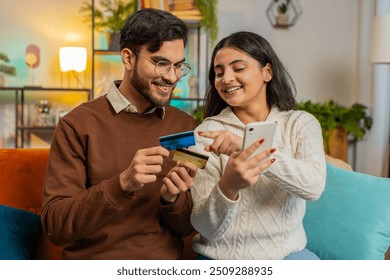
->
<box><xmin>0</xmin><ymin>0</ymin><xmax>388</xmax><ymax>176</ymax></box>
<box><xmin>218</xmin><ymin>0</ymin><xmax>362</xmax><ymax>104</ymax></box>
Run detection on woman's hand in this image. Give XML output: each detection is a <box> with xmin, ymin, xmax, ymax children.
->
<box><xmin>198</xmin><ymin>130</ymin><xmax>243</xmax><ymax>156</ymax></box>
<box><xmin>218</xmin><ymin>139</ymin><xmax>276</xmax><ymax>200</ymax></box>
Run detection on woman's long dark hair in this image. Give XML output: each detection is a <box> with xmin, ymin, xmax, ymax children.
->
<box><xmin>204</xmin><ymin>31</ymin><xmax>296</xmax><ymax>118</ymax></box>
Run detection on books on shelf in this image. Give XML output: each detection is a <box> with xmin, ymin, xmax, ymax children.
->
<box><xmin>142</xmin><ymin>0</ymin><xmax>201</xmax><ymax>21</ymax></box>
<box><xmin>143</xmin><ymin>0</ymin><xmax>166</xmax><ymax>9</ymax></box>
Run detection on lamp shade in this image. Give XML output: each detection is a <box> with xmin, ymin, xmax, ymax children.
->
<box><xmin>370</xmin><ymin>14</ymin><xmax>390</xmax><ymax>64</ymax></box>
<box><xmin>59</xmin><ymin>47</ymin><xmax>87</xmax><ymax>72</ymax></box>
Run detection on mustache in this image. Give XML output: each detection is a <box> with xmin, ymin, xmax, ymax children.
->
<box><xmin>152</xmin><ymin>77</ymin><xmax>177</xmax><ymax>87</ymax></box>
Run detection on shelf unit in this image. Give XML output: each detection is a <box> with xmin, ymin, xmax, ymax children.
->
<box><xmin>0</xmin><ymin>87</ymin><xmax>91</xmax><ymax>148</ymax></box>
<box><xmin>90</xmin><ymin>0</ymin><xmax>207</xmax><ymax>116</ymax></box>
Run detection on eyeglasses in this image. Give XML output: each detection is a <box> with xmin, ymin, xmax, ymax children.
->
<box><xmin>134</xmin><ymin>52</ymin><xmax>191</xmax><ymax>79</ymax></box>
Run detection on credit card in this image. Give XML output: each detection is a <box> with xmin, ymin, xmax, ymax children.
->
<box><xmin>159</xmin><ymin>131</ymin><xmax>195</xmax><ymax>151</ymax></box>
<box><xmin>172</xmin><ymin>148</ymin><xmax>209</xmax><ymax>169</ymax></box>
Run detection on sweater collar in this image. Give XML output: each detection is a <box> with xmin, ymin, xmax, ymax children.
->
<box><xmin>204</xmin><ymin>106</ymin><xmax>289</xmax><ymax>127</ymax></box>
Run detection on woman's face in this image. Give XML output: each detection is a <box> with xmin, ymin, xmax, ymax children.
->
<box><xmin>213</xmin><ymin>47</ymin><xmax>271</xmax><ymax>110</ymax></box>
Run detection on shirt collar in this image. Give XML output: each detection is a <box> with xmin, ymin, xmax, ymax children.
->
<box><xmin>106</xmin><ymin>80</ymin><xmax>165</xmax><ymax>119</ymax></box>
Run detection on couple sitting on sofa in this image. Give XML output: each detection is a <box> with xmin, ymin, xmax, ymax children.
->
<box><xmin>38</xmin><ymin>20</ymin><xmax>326</xmax><ymax>259</ymax></box>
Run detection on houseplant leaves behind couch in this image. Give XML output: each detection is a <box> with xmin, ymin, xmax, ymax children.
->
<box><xmin>79</xmin><ymin>0</ymin><xmax>138</xmax><ymax>51</ymax></box>
<box><xmin>295</xmin><ymin>100</ymin><xmax>373</xmax><ymax>157</ymax></box>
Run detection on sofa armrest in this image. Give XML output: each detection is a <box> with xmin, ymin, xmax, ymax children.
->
<box><xmin>325</xmin><ymin>155</ymin><xmax>353</xmax><ymax>171</ymax></box>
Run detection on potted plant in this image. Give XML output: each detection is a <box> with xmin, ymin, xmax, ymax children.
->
<box><xmin>194</xmin><ymin>0</ymin><xmax>218</xmax><ymax>45</ymax></box>
<box><xmin>295</xmin><ymin>100</ymin><xmax>373</xmax><ymax>161</ymax></box>
<box><xmin>80</xmin><ymin>0</ymin><xmax>219</xmax><ymax>48</ymax></box>
<box><xmin>0</xmin><ymin>52</ymin><xmax>17</xmax><ymax>87</ymax></box>
<box><xmin>79</xmin><ymin>0</ymin><xmax>138</xmax><ymax>50</ymax></box>
<box><xmin>275</xmin><ymin>0</ymin><xmax>290</xmax><ymax>26</ymax></box>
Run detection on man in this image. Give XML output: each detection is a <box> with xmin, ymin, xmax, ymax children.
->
<box><xmin>41</xmin><ymin>8</ymin><xmax>198</xmax><ymax>260</ymax></box>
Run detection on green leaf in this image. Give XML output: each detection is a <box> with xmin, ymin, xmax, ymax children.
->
<box><xmin>79</xmin><ymin>0</ymin><xmax>137</xmax><ymax>33</ymax></box>
<box><xmin>0</xmin><ymin>52</ymin><xmax>17</xmax><ymax>76</ymax></box>
<box><xmin>295</xmin><ymin>100</ymin><xmax>373</xmax><ymax>142</ymax></box>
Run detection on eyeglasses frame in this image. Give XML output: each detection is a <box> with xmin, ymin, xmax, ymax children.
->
<box><xmin>133</xmin><ymin>51</ymin><xmax>191</xmax><ymax>79</ymax></box>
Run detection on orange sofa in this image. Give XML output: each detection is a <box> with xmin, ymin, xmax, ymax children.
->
<box><xmin>0</xmin><ymin>148</ymin><xmax>62</xmax><ymax>259</ymax></box>
<box><xmin>0</xmin><ymin>148</ymin><xmax>196</xmax><ymax>260</ymax></box>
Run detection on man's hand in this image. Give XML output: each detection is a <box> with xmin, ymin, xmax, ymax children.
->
<box><xmin>160</xmin><ymin>160</ymin><xmax>198</xmax><ymax>203</ymax></box>
<box><xmin>198</xmin><ymin>130</ymin><xmax>242</xmax><ymax>156</ymax></box>
<box><xmin>120</xmin><ymin>146</ymin><xmax>169</xmax><ymax>193</ymax></box>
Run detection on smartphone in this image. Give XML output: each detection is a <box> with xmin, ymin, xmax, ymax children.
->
<box><xmin>242</xmin><ymin>121</ymin><xmax>276</xmax><ymax>163</ymax></box>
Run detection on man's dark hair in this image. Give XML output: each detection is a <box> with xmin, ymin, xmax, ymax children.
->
<box><xmin>120</xmin><ymin>8</ymin><xmax>189</xmax><ymax>53</ymax></box>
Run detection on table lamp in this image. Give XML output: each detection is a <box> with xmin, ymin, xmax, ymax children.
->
<box><xmin>59</xmin><ymin>47</ymin><xmax>87</xmax><ymax>88</ymax></box>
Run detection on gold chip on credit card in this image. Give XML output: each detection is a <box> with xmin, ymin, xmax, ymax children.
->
<box><xmin>172</xmin><ymin>148</ymin><xmax>209</xmax><ymax>169</ymax></box>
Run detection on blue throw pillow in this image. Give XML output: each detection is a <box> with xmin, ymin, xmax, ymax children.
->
<box><xmin>303</xmin><ymin>163</ymin><xmax>390</xmax><ymax>260</ymax></box>
<box><xmin>0</xmin><ymin>204</ymin><xmax>42</xmax><ymax>260</ymax></box>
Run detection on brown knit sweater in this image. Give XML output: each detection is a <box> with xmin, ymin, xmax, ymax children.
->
<box><xmin>41</xmin><ymin>95</ymin><xmax>198</xmax><ymax>259</ymax></box>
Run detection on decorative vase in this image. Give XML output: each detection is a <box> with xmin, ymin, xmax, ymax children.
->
<box><xmin>106</xmin><ymin>32</ymin><xmax>120</xmax><ymax>51</ymax></box>
<box><xmin>33</xmin><ymin>99</ymin><xmax>55</xmax><ymax>127</ymax></box>
<box><xmin>327</xmin><ymin>127</ymin><xmax>348</xmax><ymax>162</ymax></box>
<box><xmin>188</xmin><ymin>75</ymin><xmax>199</xmax><ymax>99</ymax></box>
<box><xmin>0</xmin><ymin>75</ymin><xmax>5</xmax><ymax>87</ymax></box>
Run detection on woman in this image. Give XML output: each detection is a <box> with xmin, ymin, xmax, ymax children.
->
<box><xmin>190</xmin><ymin>31</ymin><xmax>326</xmax><ymax>260</ymax></box>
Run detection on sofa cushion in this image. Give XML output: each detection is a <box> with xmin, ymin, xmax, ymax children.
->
<box><xmin>303</xmin><ymin>163</ymin><xmax>390</xmax><ymax>260</ymax></box>
<box><xmin>0</xmin><ymin>204</ymin><xmax>42</xmax><ymax>260</ymax></box>
<box><xmin>0</xmin><ymin>149</ymin><xmax>49</xmax><ymax>213</ymax></box>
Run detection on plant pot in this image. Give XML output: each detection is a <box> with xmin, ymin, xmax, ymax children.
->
<box><xmin>276</xmin><ymin>13</ymin><xmax>289</xmax><ymax>26</ymax></box>
<box><xmin>106</xmin><ymin>32</ymin><xmax>120</xmax><ymax>51</ymax></box>
<box><xmin>327</xmin><ymin>127</ymin><xmax>348</xmax><ymax>162</ymax></box>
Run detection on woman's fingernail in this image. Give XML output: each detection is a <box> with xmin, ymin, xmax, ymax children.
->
<box><xmin>259</xmin><ymin>138</ymin><xmax>265</xmax><ymax>144</ymax></box>
<box><xmin>198</xmin><ymin>131</ymin><xmax>203</xmax><ymax>135</ymax></box>
<box><xmin>271</xmin><ymin>158</ymin><xmax>276</xmax><ymax>163</ymax></box>
<box><xmin>270</xmin><ymin>148</ymin><xmax>276</xmax><ymax>153</ymax></box>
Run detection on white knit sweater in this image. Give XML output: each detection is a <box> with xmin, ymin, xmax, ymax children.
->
<box><xmin>190</xmin><ymin>106</ymin><xmax>326</xmax><ymax>259</ymax></box>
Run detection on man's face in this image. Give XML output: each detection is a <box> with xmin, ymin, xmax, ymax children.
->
<box><xmin>130</xmin><ymin>39</ymin><xmax>186</xmax><ymax>108</ymax></box>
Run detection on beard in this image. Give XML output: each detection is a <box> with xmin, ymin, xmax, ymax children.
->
<box><xmin>131</xmin><ymin>62</ymin><xmax>174</xmax><ymax>108</ymax></box>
